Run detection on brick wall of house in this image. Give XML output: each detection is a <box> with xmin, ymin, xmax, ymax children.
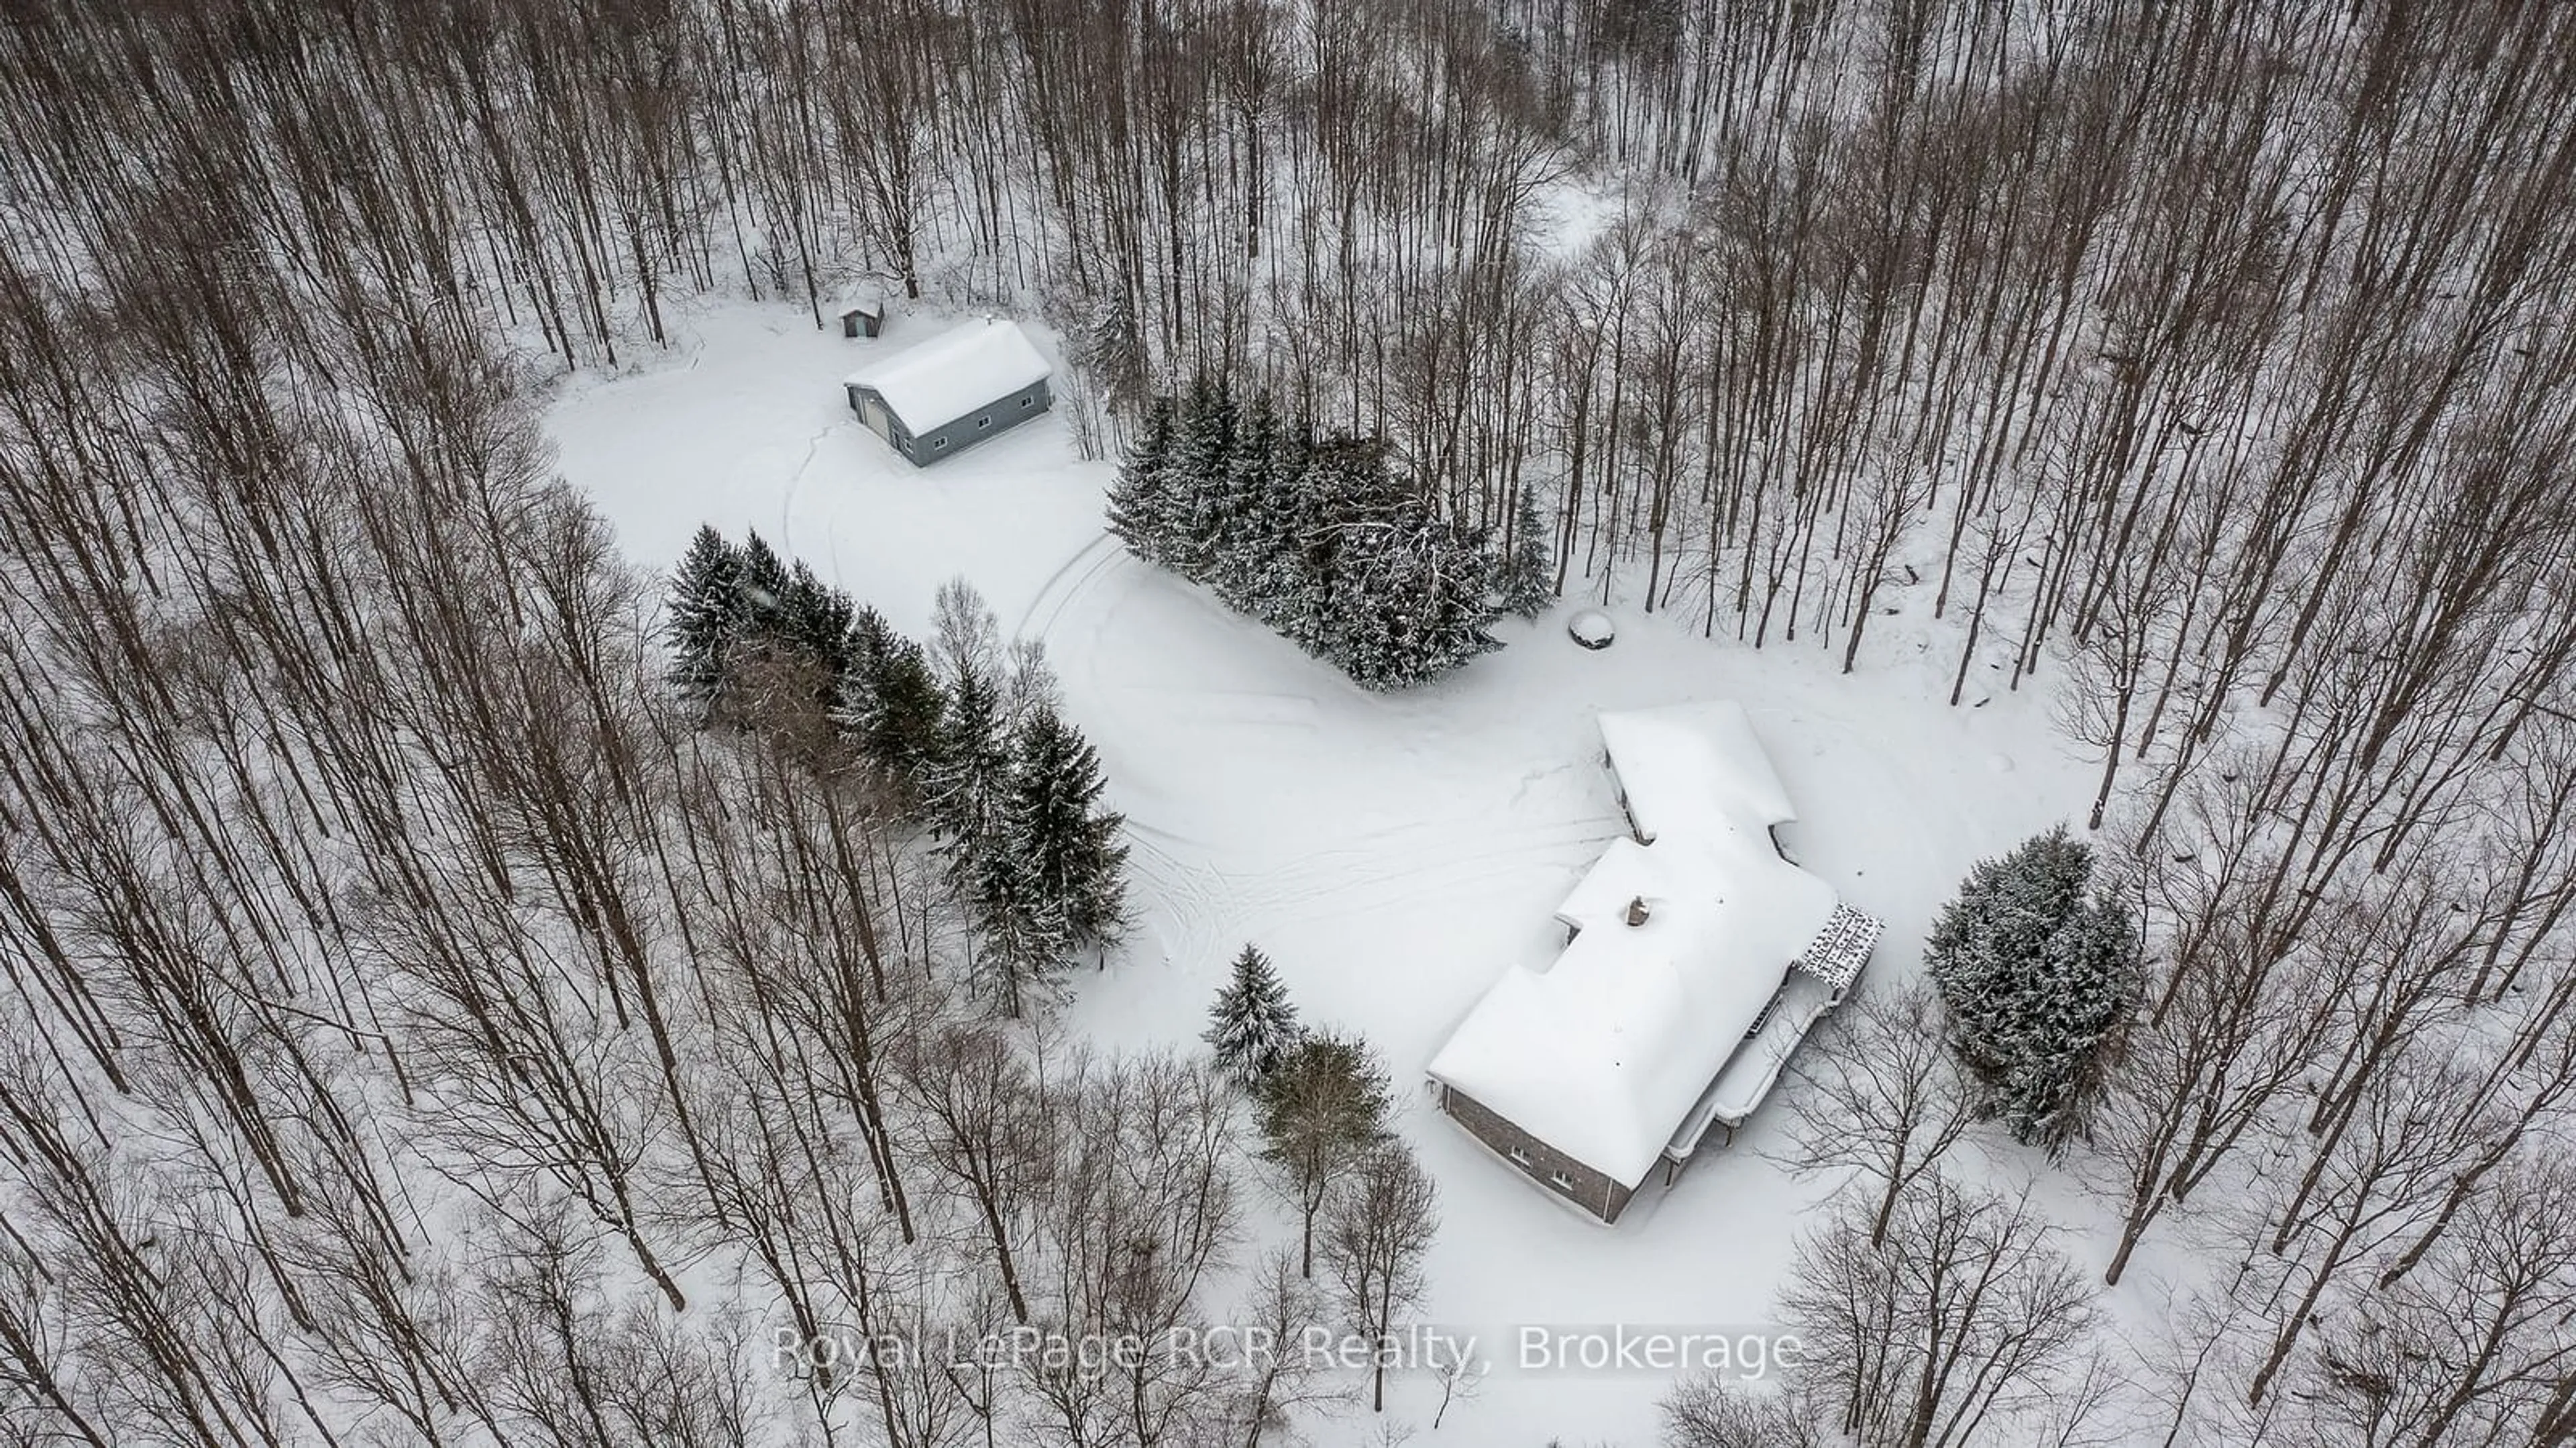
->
<box><xmin>1439</xmin><ymin>1084</ymin><xmax>1638</xmax><ymax>1223</ymax></box>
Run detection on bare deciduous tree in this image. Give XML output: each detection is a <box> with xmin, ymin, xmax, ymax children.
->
<box><xmin>1776</xmin><ymin>979</ymin><xmax>1977</xmax><ymax>1248</ymax></box>
<box><xmin>1320</xmin><ymin>1144</ymin><xmax>1439</xmax><ymax>1414</ymax></box>
<box><xmin>1781</xmin><ymin>1174</ymin><xmax>2100</xmax><ymax>1448</ymax></box>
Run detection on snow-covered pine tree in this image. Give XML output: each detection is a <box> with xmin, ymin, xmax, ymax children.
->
<box><xmin>780</xmin><ymin>561</ymin><xmax>855</xmax><ymax>666</ymax></box>
<box><xmin>1927</xmin><ymin>826</ymin><xmax>2093</xmax><ymax>1088</ymax></box>
<box><xmin>1239</xmin><ymin>417</ymin><xmax>1322</xmax><ymax>635</ymax></box>
<box><xmin>1267</xmin><ymin>435</ymin><xmax>1380</xmax><ymax>654</ymax></box>
<box><xmin>1323</xmin><ymin>506</ymin><xmax>1503</xmax><ymax>690</ymax></box>
<box><xmin>2000</xmin><ymin>890</ymin><xmax>2141</xmax><ymax>1149</ymax></box>
<box><xmin>1164</xmin><ymin>374</ymin><xmax>1238</xmax><ymax>582</ymax></box>
<box><xmin>664</xmin><ymin>524</ymin><xmax>745</xmax><ymax>705</ymax></box>
<box><xmin>1204</xmin><ymin>395</ymin><xmax>1282</xmax><ymax>610</ymax></box>
<box><xmin>924</xmin><ymin>661</ymin><xmax>1012</xmax><ymax>887</ymax></box>
<box><xmin>1320</xmin><ymin>519</ymin><xmax>1403</xmax><ymax>686</ymax></box>
<box><xmin>1112</xmin><ymin>403</ymin><xmax>1507</xmax><ymax>691</ymax></box>
<box><xmin>1925</xmin><ymin>825</ymin><xmax>2143</xmax><ymax>1152</ymax></box>
<box><xmin>834</xmin><ymin>607</ymin><xmax>949</xmax><ymax>796</ymax></box>
<box><xmin>1419</xmin><ymin>513</ymin><xmax>1506</xmax><ymax>677</ymax></box>
<box><xmin>1311</xmin><ymin>431</ymin><xmax>1410</xmax><ymax>519</ymax></box>
<box><xmin>739</xmin><ymin>530</ymin><xmax>791</xmax><ymax>636</ymax></box>
<box><xmin>1205</xmin><ymin>943</ymin><xmax>1300</xmax><ymax>1086</ymax></box>
<box><xmin>1002</xmin><ymin>701</ymin><xmax>1129</xmax><ymax>955</ymax></box>
<box><xmin>1499</xmin><ymin>486</ymin><xmax>1556</xmax><ymax>619</ymax></box>
<box><xmin>828</xmin><ymin>603</ymin><xmax>884</xmax><ymax>739</ymax></box>
<box><xmin>775</xmin><ymin>559</ymin><xmax>857</xmax><ymax>715</ymax></box>
<box><xmin>967</xmin><ymin>839</ymin><xmax>1069</xmax><ymax>1019</ymax></box>
<box><xmin>1106</xmin><ymin>392</ymin><xmax>1180</xmax><ymax>567</ymax></box>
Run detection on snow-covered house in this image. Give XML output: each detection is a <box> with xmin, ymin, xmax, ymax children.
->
<box><xmin>1426</xmin><ymin>701</ymin><xmax>1883</xmax><ymax>1223</ymax></box>
<box><xmin>842</xmin><ymin>317</ymin><xmax>1052</xmax><ymax>466</ymax></box>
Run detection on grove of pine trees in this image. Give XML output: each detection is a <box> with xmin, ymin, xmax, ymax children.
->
<box><xmin>1109</xmin><ymin>382</ymin><xmax>1536</xmax><ymax>688</ymax></box>
<box><xmin>667</xmin><ymin>528</ymin><xmax>1130</xmax><ymax>1015</ymax></box>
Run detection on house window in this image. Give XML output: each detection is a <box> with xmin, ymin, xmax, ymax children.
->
<box><xmin>977</xmin><ymin>415</ymin><xmax>992</xmax><ymax>429</ymax></box>
<box><xmin>1020</xmin><ymin>395</ymin><xmax>1034</xmax><ymax>408</ymax></box>
<box><xmin>1507</xmin><ymin>1147</ymin><xmax>1532</xmax><ymax>1167</ymax></box>
<box><xmin>934</xmin><ymin>437</ymin><xmax>949</xmax><ymax>450</ymax></box>
<box><xmin>1548</xmin><ymin>1170</ymin><xmax>1574</xmax><ymax>1191</ymax></box>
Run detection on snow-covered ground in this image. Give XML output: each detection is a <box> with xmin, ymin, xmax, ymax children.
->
<box><xmin>546</xmin><ymin>296</ymin><xmax>2100</xmax><ymax>1444</ymax></box>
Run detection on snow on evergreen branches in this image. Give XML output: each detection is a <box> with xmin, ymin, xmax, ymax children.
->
<box><xmin>1205</xmin><ymin>943</ymin><xmax>1301</xmax><ymax>1086</ymax></box>
<box><xmin>1106</xmin><ymin>377</ymin><xmax>1540</xmax><ymax>689</ymax></box>
<box><xmin>1925</xmin><ymin>825</ymin><xmax>2144</xmax><ymax>1153</ymax></box>
<box><xmin>662</xmin><ymin>534</ymin><xmax>1130</xmax><ymax>1016</ymax></box>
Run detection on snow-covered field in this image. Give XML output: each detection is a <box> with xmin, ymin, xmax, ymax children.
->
<box><xmin>546</xmin><ymin>297</ymin><xmax>2101</xmax><ymax>1443</ymax></box>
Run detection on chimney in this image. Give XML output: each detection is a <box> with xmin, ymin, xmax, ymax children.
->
<box><xmin>1625</xmin><ymin>896</ymin><xmax>1650</xmax><ymax>927</ymax></box>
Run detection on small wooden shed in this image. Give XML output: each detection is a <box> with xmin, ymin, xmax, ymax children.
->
<box><xmin>837</xmin><ymin>296</ymin><xmax>885</xmax><ymax>339</ymax></box>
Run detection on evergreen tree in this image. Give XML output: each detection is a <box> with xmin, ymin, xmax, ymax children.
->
<box><xmin>1499</xmin><ymin>487</ymin><xmax>1555</xmax><ymax>619</ymax></box>
<box><xmin>780</xmin><ymin>561</ymin><xmax>855</xmax><ymax>666</ymax></box>
<box><xmin>1112</xmin><ymin>391</ymin><xmax>1511</xmax><ymax>691</ymax></box>
<box><xmin>968</xmin><ymin>839</ymin><xmax>1069</xmax><ymax>1019</ymax></box>
<box><xmin>1240</xmin><ymin>418</ymin><xmax>1324</xmax><ymax>636</ymax></box>
<box><xmin>1417</xmin><ymin>516</ymin><xmax>1505</xmax><ymax>678</ymax></box>
<box><xmin>835</xmin><ymin>609</ymin><xmax>948</xmax><ymax>795</ymax></box>
<box><xmin>773</xmin><ymin>559</ymin><xmax>857</xmax><ymax>715</ymax></box>
<box><xmin>1325</xmin><ymin>510</ymin><xmax>1503</xmax><ymax>690</ymax></box>
<box><xmin>835</xmin><ymin>601</ymin><xmax>895</xmax><ymax>723</ymax></box>
<box><xmin>738</xmin><ymin>530</ymin><xmax>791</xmax><ymax>636</ymax></box>
<box><xmin>1002</xmin><ymin>702</ymin><xmax>1128</xmax><ymax>953</ymax></box>
<box><xmin>665</xmin><ymin>524</ymin><xmax>745</xmax><ymax>705</ymax></box>
<box><xmin>1925</xmin><ymin>826</ymin><xmax>2144</xmax><ymax>1153</ymax></box>
<box><xmin>1265</xmin><ymin>436</ymin><xmax>1383</xmax><ymax>653</ymax></box>
<box><xmin>1203</xmin><ymin>395</ymin><xmax>1281</xmax><ymax>607</ymax></box>
<box><xmin>1106</xmin><ymin>393</ymin><xmax>1181</xmax><ymax>566</ymax></box>
<box><xmin>924</xmin><ymin>662</ymin><xmax>1012</xmax><ymax>886</ymax></box>
<box><xmin>1164</xmin><ymin>374</ymin><xmax>1238</xmax><ymax>581</ymax></box>
<box><xmin>847</xmin><ymin>601</ymin><xmax>898</xmax><ymax>666</ymax></box>
<box><xmin>1205</xmin><ymin>943</ymin><xmax>1299</xmax><ymax>1086</ymax></box>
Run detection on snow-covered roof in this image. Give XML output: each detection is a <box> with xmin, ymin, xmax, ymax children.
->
<box><xmin>1428</xmin><ymin>703</ymin><xmax>1876</xmax><ymax>1188</ymax></box>
<box><xmin>843</xmin><ymin>317</ymin><xmax>1050</xmax><ymax>431</ymax></box>
<box><xmin>1598</xmin><ymin>702</ymin><xmax>1797</xmax><ymax>842</ymax></box>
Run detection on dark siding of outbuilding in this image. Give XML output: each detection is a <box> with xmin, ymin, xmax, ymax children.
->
<box><xmin>907</xmin><ymin>378</ymin><xmax>1052</xmax><ymax>464</ymax></box>
<box><xmin>849</xmin><ymin>378</ymin><xmax>1051</xmax><ymax>468</ymax></box>
<box><xmin>1439</xmin><ymin>1084</ymin><xmax>1637</xmax><ymax>1223</ymax></box>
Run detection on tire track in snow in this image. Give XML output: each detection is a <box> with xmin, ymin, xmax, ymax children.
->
<box><xmin>1041</xmin><ymin>538</ymin><xmax>1605</xmax><ymax>964</ymax></box>
<box><xmin>1223</xmin><ymin>817</ymin><xmax>1619</xmax><ymax>928</ymax></box>
<box><xmin>1014</xmin><ymin>531</ymin><xmax>1124</xmax><ymax>645</ymax></box>
<box><xmin>1121</xmin><ymin>812</ymin><xmax>1621</xmax><ymax>960</ymax></box>
<box><xmin>1121</xmin><ymin>823</ymin><xmax>1248</xmax><ymax>966</ymax></box>
<box><xmin>772</xmin><ymin>418</ymin><xmax>857</xmax><ymax>576</ymax></box>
